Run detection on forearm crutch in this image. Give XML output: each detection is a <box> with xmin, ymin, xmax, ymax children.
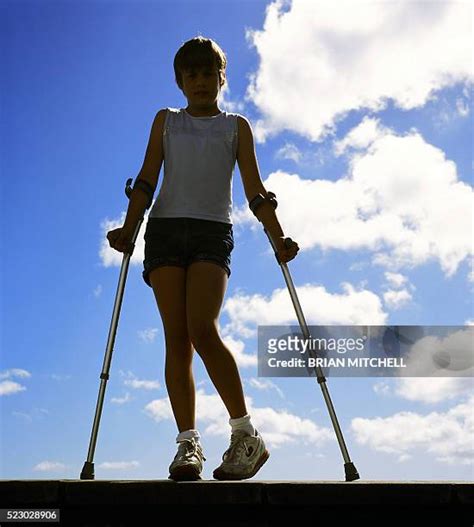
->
<box><xmin>80</xmin><ymin>178</ymin><xmax>148</xmax><ymax>480</ymax></box>
<box><xmin>254</xmin><ymin>191</ymin><xmax>360</xmax><ymax>482</ymax></box>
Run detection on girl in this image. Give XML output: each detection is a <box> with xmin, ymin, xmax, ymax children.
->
<box><xmin>107</xmin><ymin>36</ymin><xmax>299</xmax><ymax>481</ymax></box>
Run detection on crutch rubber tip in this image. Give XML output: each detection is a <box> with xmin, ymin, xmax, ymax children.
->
<box><xmin>344</xmin><ymin>462</ymin><xmax>360</xmax><ymax>482</ymax></box>
<box><xmin>80</xmin><ymin>461</ymin><xmax>95</xmax><ymax>480</ymax></box>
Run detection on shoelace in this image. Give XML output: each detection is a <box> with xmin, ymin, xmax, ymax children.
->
<box><xmin>176</xmin><ymin>439</ymin><xmax>206</xmax><ymax>462</ymax></box>
<box><xmin>222</xmin><ymin>433</ymin><xmax>252</xmax><ymax>462</ymax></box>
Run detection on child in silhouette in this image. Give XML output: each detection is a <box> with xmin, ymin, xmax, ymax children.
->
<box><xmin>107</xmin><ymin>36</ymin><xmax>299</xmax><ymax>481</ymax></box>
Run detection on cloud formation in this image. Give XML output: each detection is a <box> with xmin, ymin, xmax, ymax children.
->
<box><xmin>234</xmin><ymin>119</ymin><xmax>473</xmax><ymax>277</ymax></box>
<box><xmin>352</xmin><ymin>395</ymin><xmax>474</xmax><ymax>465</ymax></box>
<box><xmin>98</xmin><ymin>461</ymin><xmax>140</xmax><ymax>471</ymax></box>
<box><xmin>246</xmin><ymin>0</ymin><xmax>472</xmax><ymax>142</ymax></box>
<box><xmin>222</xmin><ymin>282</ymin><xmax>386</xmax><ymax>338</ymax></box>
<box><xmin>33</xmin><ymin>461</ymin><xmax>67</xmax><ymax>472</ymax></box>
<box><xmin>144</xmin><ymin>388</ymin><xmax>333</xmax><ymax>448</ymax></box>
<box><xmin>0</xmin><ymin>369</ymin><xmax>31</xmax><ymax>396</ymax></box>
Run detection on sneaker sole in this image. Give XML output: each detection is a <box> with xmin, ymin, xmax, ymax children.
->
<box><xmin>212</xmin><ymin>449</ymin><xmax>270</xmax><ymax>481</ymax></box>
<box><xmin>169</xmin><ymin>464</ymin><xmax>202</xmax><ymax>482</ymax></box>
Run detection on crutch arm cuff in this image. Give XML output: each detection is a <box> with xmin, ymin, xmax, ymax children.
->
<box><xmin>132</xmin><ymin>179</ymin><xmax>155</xmax><ymax>209</ymax></box>
<box><xmin>249</xmin><ymin>191</ymin><xmax>278</xmax><ymax>217</ymax></box>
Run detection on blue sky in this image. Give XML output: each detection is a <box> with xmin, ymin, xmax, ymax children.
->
<box><xmin>1</xmin><ymin>0</ymin><xmax>473</xmax><ymax>482</ymax></box>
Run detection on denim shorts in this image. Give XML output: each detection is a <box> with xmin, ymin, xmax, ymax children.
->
<box><xmin>142</xmin><ymin>217</ymin><xmax>234</xmax><ymax>287</ymax></box>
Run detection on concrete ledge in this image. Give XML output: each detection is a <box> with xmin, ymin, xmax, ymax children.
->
<box><xmin>0</xmin><ymin>480</ymin><xmax>472</xmax><ymax>526</ymax></box>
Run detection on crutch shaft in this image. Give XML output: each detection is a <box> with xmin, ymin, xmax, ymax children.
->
<box><xmin>85</xmin><ymin>251</ymin><xmax>132</xmax><ymax>464</ymax></box>
<box><xmin>80</xmin><ymin>217</ymin><xmax>142</xmax><ymax>480</ymax></box>
<box><xmin>272</xmin><ymin>247</ymin><xmax>352</xmax><ymax>462</ymax></box>
<box><xmin>263</xmin><ymin>227</ymin><xmax>359</xmax><ymax>481</ymax></box>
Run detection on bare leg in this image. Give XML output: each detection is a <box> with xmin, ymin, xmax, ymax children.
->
<box><xmin>186</xmin><ymin>261</ymin><xmax>247</xmax><ymax>419</ymax></box>
<box><xmin>149</xmin><ymin>266</ymin><xmax>195</xmax><ymax>432</ymax></box>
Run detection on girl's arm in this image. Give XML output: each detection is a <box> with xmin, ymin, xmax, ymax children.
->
<box><xmin>122</xmin><ymin>109</ymin><xmax>166</xmax><ymax>236</ymax></box>
<box><xmin>236</xmin><ymin>115</ymin><xmax>298</xmax><ymax>262</ymax></box>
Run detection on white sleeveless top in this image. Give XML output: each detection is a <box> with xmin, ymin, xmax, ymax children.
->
<box><xmin>149</xmin><ymin>107</ymin><xmax>239</xmax><ymax>224</ymax></box>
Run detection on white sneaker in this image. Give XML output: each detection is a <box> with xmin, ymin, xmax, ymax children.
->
<box><xmin>169</xmin><ymin>438</ymin><xmax>205</xmax><ymax>481</ymax></box>
<box><xmin>213</xmin><ymin>429</ymin><xmax>269</xmax><ymax>480</ymax></box>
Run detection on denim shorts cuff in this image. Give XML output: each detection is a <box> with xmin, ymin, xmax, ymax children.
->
<box><xmin>143</xmin><ymin>256</ymin><xmax>187</xmax><ymax>287</ymax></box>
<box><xmin>189</xmin><ymin>255</ymin><xmax>231</xmax><ymax>278</ymax></box>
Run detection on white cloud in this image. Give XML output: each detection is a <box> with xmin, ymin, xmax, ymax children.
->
<box><xmin>33</xmin><ymin>461</ymin><xmax>67</xmax><ymax>472</ymax></box>
<box><xmin>222</xmin><ymin>282</ymin><xmax>386</xmax><ymax>338</ymax></box>
<box><xmin>275</xmin><ymin>143</ymin><xmax>303</xmax><ymax>163</ymax></box>
<box><xmin>98</xmin><ymin>461</ymin><xmax>140</xmax><ymax>470</ymax></box>
<box><xmin>373</xmin><ymin>381</ymin><xmax>391</xmax><ymax>396</ymax></box>
<box><xmin>456</xmin><ymin>97</ymin><xmax>470</xmax><ymax>118</ymax></box>
<box><xmin>245</xmin><ymin>0</ymin><xmax>472</xmax><ymax>142</ymax></box>
<box><xmin>93</xmin><ymin>284</ymin><xmax>102</xmax><ymax>298</ymax></box>
<box><xmin>383</xmin><ymin>271</ymin><xmax>415</xmax><ymax>310</ymax></box>
<box><xmin>0</xmin><ymin>369</ymin><xmax>31</xmax><ymax>380</ymax></box>
<box><xmin>334</xmin><ymin>116</ymin><xmax>390</xmax><ymax>155</ymax></box>
<box><xmin>234</xmin><ymin>122</ymin><xmax>473</xmax><ymax>277</ymax></box>
<box><xmin>0</xmin><ymin>381</ymin><xmax>26</xmax><ymax>396</ymax></box>
<box><xmin>468</xmin><ymin>257</ymin><xmax>474</xmax><ymax>283</ymax></box>
<box><xmin>219</xmin><ymin>81</ymin><xmax>246</xmax><ymax>114</ymax></box>
<box><xmin>144</xmin><ymin>397</ymin><xmax>173</xmax><ymax>422</ymax></box>
<box><xmin>222</xmin><ymin>335</ymin><xmax>258</xmax><ymax>367</ymax></box>
<box><xmin>372</xmin><ymin>375</ymin><xmax>473</xmax><ymax>405</ymax></box>
<box><xmin>251</xmin><ymin>405</ymin><xmax>334</xmax><ymax>448</ymax></box>
<box><xmin>0</xmin><ymin>369</ymin><xmax>31</xmax><ymax>396</ymax></box>
<box><xmin>384</xmin><ymin>272</ymin><xmax>408</xmax><ymax>289</ymax></box>
<box><xmin>144</xmin><ymin>388</ymin><xmax>333</xmax><ymax>448</ymax></box>
<box><xmin>351</xmin><ymin>395</ymin><xmax>474</xmax><ymax>465</ymax></box>
<box><xmin>394</xmin><ymin>377</ymin><xmax>473</xmax><ymax>404</ymax></box>
<box><xmin>138</xmin><ymin>328</ymin><xmax>159</xmax><ymax>343</ymax></box>
<box><xmin>124</xmin><ymin>378</ymin><xmax>161</xmax><ymax>390</ymax></box>
<box><xmin>383</xmin><ymin>289</ymin><xmax>412</xmax><ymax>310</ymax></box>
<box><xmin>247</xmin><ymin>378</ymin><xmax>285</xmax><ymax>399</ymax></box>
<box><xmin>120</xmin><ymin>370</ymin><xmax>161</xmax><ymax>390</ymax></box>
<box><xmin>430</xmin><ymin>92</ymin><xmax>472</xmax><ymax>132</ymax></box>
<box><xmin>111</xmin><ymin>392</ymin><xmax>132</xmax><ymax>405</ymax></box>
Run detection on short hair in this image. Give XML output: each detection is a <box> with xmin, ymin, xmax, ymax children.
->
<box><xmin>174</xmin><ymin>36</ymin><xmax>227</xmax><ymax>90</ymax></box>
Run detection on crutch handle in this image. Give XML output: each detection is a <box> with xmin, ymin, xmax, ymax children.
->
<box><xmin>264</xmin><ymin>229</ymin><xmax>296</xmax><ymax>266</ymax></box>
<box><xmin>267</xmin><ymin>191</ymin><xmax>278</xmax><ymax>209</ymax></box>
<box><xmin>125</xmin><ymin>177</ymin><xmax>133</xmax><ymax>199</ymax></box>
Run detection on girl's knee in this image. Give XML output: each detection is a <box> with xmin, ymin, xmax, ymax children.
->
<box><xmin>188</xmin><ymin>322</ymin><xmax>219</xmax><ymax>352</ymax></box>
<box><xmin>164</xmin><ymin>332</ymin><xmax>193</xmax><ymax>359</ymax></box>
<box><xmin>164</xmin><ymin>330</ymin><xmax>191</xmax><ymax>345</ymax></box>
